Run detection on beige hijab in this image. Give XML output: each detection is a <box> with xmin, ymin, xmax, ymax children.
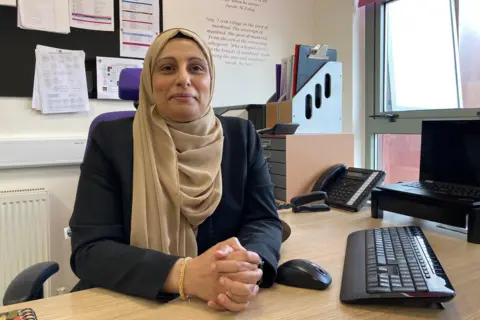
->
<box><xmin>130</xmin><ymin>28</ymin><xmax>224</xmax><ymax>258</ymax></box>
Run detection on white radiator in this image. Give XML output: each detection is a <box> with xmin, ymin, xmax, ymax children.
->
<box><xmin>0</xmin><ymin>188</ymin><xmax>50</xmax><ymax>306</ymax></box>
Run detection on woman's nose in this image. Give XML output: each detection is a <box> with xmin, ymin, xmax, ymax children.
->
<box><xmin>175</xmin><ymin>68</ymin><xmax>191</xmax><ymax>87</ymax></box>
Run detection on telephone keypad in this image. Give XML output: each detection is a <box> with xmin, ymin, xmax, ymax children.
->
<box><xmin>326</xmin><ymin>169</ymin><xmax>385</xmax><ymax>212</ymax></box>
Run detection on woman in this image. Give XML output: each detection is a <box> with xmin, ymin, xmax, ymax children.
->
<box><xmin>69</xmin><ymin>28</ymin><xmax>283</xmax><ymax>313</ymax></box>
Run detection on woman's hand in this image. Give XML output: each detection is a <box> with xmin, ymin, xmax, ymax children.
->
<box><xmin>207</xmin><ymin>276</ymin><xmax>260</xmax><ymax>312</ymax></box>
<box><xmin>207</xmin><ymin>246</ymin><xmax>263</xmax><ymax>312</ymax></box>
<box><xmin>184</xmin><ymin>238</ymin><xmax>249</xmax><ymax>303</ymax></box>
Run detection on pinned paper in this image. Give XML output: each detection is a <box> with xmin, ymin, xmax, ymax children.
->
<box><xmin>0</xmin><ymin>0</ymin><xmax>16</xmax><ymax>6</ymax></box>
<box><xmin>96</xmin><ymin>56</ymin><xmax>144</xmax><ymax>100</ymax></box>
<box><xmin>32</xmin><ymin>45</ymin><xmax>89</xmax><ymax>114</ymax></box>
<box><xmin>17</xmin><ymin>0</ymin><xmax>70</xmax><ymax>34</ymax></box>
<box><xmin>119</xmin><ymin>0</ymin><xmax>160</xmax><ymax>58</ymax></box>
<box><xmin>70</xmin><ymin>0</ymin><xmax>115</xmax><ymax>32</ymax></box>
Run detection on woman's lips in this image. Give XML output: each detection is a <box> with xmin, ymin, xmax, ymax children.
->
<box><xmin>170</xmin><ymin>93</ymin><xmax>195</xmax><ymax>102</ymax></box>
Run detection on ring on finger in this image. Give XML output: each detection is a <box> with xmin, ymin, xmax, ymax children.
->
<box><xmin>224</xmin><ymin>292</ymin><xmax>250</xmax><ymax>304</ymax></box>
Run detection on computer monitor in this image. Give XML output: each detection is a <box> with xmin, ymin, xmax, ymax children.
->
<box><xmin>419</xmin><ymin>119</ymin><xmax>480</xmax><ymax>187</ymax></box>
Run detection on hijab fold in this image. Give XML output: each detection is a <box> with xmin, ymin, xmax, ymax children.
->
<box><xmin>130</xmin><ymin>28</ymin><xmax>224</xmax><ymax>258</ymax></box>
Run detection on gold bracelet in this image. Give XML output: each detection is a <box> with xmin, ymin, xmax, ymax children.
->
<box><xmin>179</xmin><ymin>257</ymin><xmax>192</xmax><ymax>301</ymax></box>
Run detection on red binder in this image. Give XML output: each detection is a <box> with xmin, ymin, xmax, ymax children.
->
<box><xmin>358</xmin><ymin>0</ymin><xmax>383</xmax><ymax>7</ymax></box>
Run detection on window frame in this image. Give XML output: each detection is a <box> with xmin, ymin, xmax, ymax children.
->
<box><xmin>364</xmin><ymin>0</ymin><xmax>480</xmax><ymax>170</ymax></box>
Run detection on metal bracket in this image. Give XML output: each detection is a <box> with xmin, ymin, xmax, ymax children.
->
<box><xmin>369</xmin><ymin>113</ymin><xmax>399</xmax><ymax>123</ymax></box>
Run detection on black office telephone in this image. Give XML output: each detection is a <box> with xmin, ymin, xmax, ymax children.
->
<box><xmin>291</xmin><ymin>164</ymin><xmax>386</xmax><ymax>212</ymax></box>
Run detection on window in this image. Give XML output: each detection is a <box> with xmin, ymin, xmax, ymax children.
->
<box><xmin>385</xmin><ymin>0</ymin><xmax>461</xmax><ymax>112</ymax></box>
<box><xmin>377</xmin><ymin>134</ymin><xmax>421</xmax><ymax>184</ymax></box>
<box><xmin>365</xmin><ymin>0</ymin><xmax>480</xmax><ymax>179</ymax></box>
<box><xmin>458</xmin><ymin>0</ymin><xmax>480</xmax><ymax>109</ymax></box>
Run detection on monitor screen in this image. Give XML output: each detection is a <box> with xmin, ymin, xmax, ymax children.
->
<box><xmin>420</xmin><ymin>120</ymin><xmax>480</xmax><ymax>187</ymax></box>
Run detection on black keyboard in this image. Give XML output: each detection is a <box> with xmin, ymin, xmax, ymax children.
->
<box><xmin>405</xmin><ymin>181</ymin><xmax>480</xmax><ymax>198</ymax></box>
<box><xmin>340</xmin><ymin>226</ymin><xmax>455</xmax><ymax>305</ymax></box>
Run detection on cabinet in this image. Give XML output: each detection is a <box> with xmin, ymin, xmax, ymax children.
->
<box><xmin>260</xmin><ymin>133</ymin><xmax>355</xmax><ymax>202</ymax></box>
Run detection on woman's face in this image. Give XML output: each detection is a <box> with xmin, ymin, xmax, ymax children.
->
<box><xmin>152</xmin><ymin>38</ymin><xmax>211</xmax><ymax>122</ymax></box>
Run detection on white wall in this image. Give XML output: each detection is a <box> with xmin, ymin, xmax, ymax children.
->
<box><xmin>313</xmin><ymin>0</ymin><xmax>365</xmax><ymax>166</ymax></box>
<box><xmin>354</xmin><ymin>4</ymin><xmax>366</xmax><ymax>167</ymax></box>
<box><xmin>163</xmin><ymin>0</ymin><xmax>315</xmax><ymax>107</ymax></box>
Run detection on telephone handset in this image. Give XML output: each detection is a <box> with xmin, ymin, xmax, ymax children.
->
<box><xmin>290</xmin><ymin>164</ymin><xmax>386</xmax><ymax>212</ymax></box>
<box><xmin>311</xmin><ymin>164</ymin><xmax>348</xmax><ymax>192</ymax></box>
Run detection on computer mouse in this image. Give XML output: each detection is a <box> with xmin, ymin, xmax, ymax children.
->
<box><xmin>275</xmin><ymin>259</ymin><xmax>332</xmax><ymax>290</ymax></box>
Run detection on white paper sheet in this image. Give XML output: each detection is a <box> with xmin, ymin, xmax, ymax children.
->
<box><xmin>96</xmin><ymin>56</ymin><xmax>143</xmax><ymax>99</ymax></box>
<box><xmin>0</xmin><ymin>0</ymin><xmax>16</xmax><ymax>7</ymax></box>
<box><xmin>70</xmin><ymin>0</ymin><xmax>114</xmax><ymax>32</ymax></box>
<box><xmin>32</xmin><ymin>45</ymin><xmax>75</xmax><ymax>111</ymax></box>
<box><xmin>33</xmin><ymin>46</ymin><xmax>89</xmax><ymax>114</ymax></box>
<box><xmin>119</xmin><ymin>29</ymin><xmax>155</xmax><ymax>58</ymax></box>
<box><xmin>17</xmin><ymin>0</ymin><xmax>70</xmax><ymax>34</ymax></box>
<box><xmin>119</xmin><ymin>0</ymin><xmax>160</xmax><ymax>58</ymax></box>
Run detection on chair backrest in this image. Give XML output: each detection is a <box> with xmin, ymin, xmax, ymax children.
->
<box><xmin>118</xmin><ymin>68</ymin><xmax>142</xmax><ymax>102</ymax></box>
<box><xmin>85</xmin><ymin>111</ymin><xmax>136</xmax><ymax>156</ymax></box>
<box><xmin>84</xmin><ymin>68</ymin><xmax>142</xmax><ymax>156</ymax></box>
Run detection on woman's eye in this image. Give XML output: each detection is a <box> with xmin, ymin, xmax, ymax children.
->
<box><xmin>191</xmin><ymin>65</ymin><xmax>205</xmax><ymax>72</ymax></box>
<box><xmin>159</xmin><ymin>65</ymin><xmax>174</xmax><ymax>72</ymax></box>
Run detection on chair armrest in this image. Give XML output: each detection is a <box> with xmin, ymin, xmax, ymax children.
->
<box><xmin>3</xmin><ymin>261</ymin><xmax>59</xmax><ymax>306</ymax></box>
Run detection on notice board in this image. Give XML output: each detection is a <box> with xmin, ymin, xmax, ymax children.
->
<box><xmin>0</xmin><ymin>2</ymin><xmax>163</xmax><ymax>98</ymax></box>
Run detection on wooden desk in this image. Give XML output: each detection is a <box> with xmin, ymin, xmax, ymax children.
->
<box><xmin>2</xmin><ymin>208</ymin><xmax>480</xmax><ymax>319</ymax></box>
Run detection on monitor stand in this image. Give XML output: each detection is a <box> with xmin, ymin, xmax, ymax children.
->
<box><xmin>370</xmin><ymin>188</ymin><xmax>480</xmax><ymax>244</ymax></box>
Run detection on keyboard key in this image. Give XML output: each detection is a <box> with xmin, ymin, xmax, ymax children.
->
<box><xmin>368</xmin><ymin>275</ymin><xmax>377</xmax><ymax>282</ymax></box>
<box><xmin>368</xmin><ymin>287</ymin><xmax>392</xmax><ymax>293</ymax></box>
<box><xmin>392</xmin><ymin>287</ymin><xmax>415</xmax><ymax>292</ymax></box>
<box><xmin>378</xmin><ymin>266</ymin><xmax>388</xmax><ymax>273</ymax></box>
<box><xmin>414</xmin><ymin>280</ymin><xmax>426</xmax><ymax>287</ymax></box>
<box><xmin>367</xmin><ymin>234</ymin><xmax>375</xmax><ymax>249</ymax></box>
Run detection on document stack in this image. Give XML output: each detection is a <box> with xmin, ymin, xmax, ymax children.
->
<box><xmin>32</xmin><ymin>45</ymin><xmax>90</xmax><ymax>114</ymax></box>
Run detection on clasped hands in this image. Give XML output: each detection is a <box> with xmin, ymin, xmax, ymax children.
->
<box><xmin>184</xmin><ymin>237</ymin><xmax>262</xmax><ymax>312</ymax></box>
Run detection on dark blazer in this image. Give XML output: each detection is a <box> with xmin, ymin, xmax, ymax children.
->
<box><xmin>69</xmin><ymin>114</ymin><xmax>283</xmax><ymax>302</ymax></box>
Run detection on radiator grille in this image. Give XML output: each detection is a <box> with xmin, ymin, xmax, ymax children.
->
<box><xmin>0</xmin><ymin>188</ymin><xmax>50</xmax><ymax>305</ymax></box>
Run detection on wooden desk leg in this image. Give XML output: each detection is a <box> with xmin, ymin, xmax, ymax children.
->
<box><xmin>467</xmin><ymin>207</ymin><xmax>480</xmax><ymax>244</ymax></box>
<box><xmin>370</xmin><ymin>189</ymin><xmax>384</xmax><ymax>219</ymax></box>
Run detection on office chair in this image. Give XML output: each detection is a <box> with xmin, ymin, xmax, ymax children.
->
<box><xmin>2</xmin><ymin>262</ymin><xmax>59</xmax><ymax>306</ymax></box>
<box><xmin>2</xmin><ymin>69</ymin><xmax>141</xmax><ymax>307</ymax></box>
